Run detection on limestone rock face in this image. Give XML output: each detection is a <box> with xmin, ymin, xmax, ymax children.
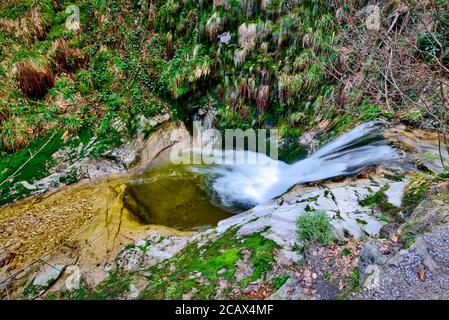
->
<box><xmin>116</xmin><ymin>248</ymin><xmax>145</xmax><ymax>273</ymax></box>
<box><xmin>141</xmin><ymin>236</ymin><xmax>190</xmax><ymax>268</ymax></box>
<box><xmin>4</xmin><ymin>113</ymin><xmax>173</xmax><ymax>205</ymax></box>
<box><xmin>33</xmin><ymin>264</ymin><xmax>65</xmax><ymax>287</ymax></box>
<box><xmin>385</xmin><ymin>125</ymin><xmax>449</xmax><ymax>173</ymax></box>
<box><xmin>217</xmin><ymin>178</ymin><xmax>407</xmax><ymax>249</ymax></box>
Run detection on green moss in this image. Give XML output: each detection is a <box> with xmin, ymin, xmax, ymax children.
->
<box><xmin>360</xmin><ymin>186</ymin><xmax>403</xmax><ymax>223</ymax></box>
<box><xmin>134</xmin><ymin>228</ymin><xmax>279</xmax><ymax>300</ymax></box>
<box><xmin>383</xmin><ymin>173</ymin><xmax>405</xmax><ymax>182</ymax></box>
<box><xmin>402</xmin><ymin>185</ymin><xmax>428</xmax><ymax>217</ymax></box>
<box><xmin>358</xmin><ymin>102</ymin><xmax>382</xmax><ymax>121</ymax></box>
<box><xmin>0</xmin><ymin>130</ymin><xmax>64</xmax><ymax>205</ymax></box>
<box><xmin>89</xmin><ymin>272</ymin><xmax>134</xmax><ymax>300</ymax></box>
<box><xmin>271</xmin><ymin>275</ymin><xmax>290</xmax><ymax>291</ymax></box>
<box><xmin>243</xmin><ymin>233</ymin><xmax>278</xmax><ymax>282</ymax></box>
<box><xmin>140</xmin><ymin>228</ymin><xmax>242</xmax><ymax>299</ymax></box>
<box><xmin>23</xmin><ymin>282</ymin><xmax>45</xmax><ymax>300</ymax></box>
<box><xmin>44</xmin><ymin>293</ymin><xmax>58</xmax><ymax>300</ymax></box>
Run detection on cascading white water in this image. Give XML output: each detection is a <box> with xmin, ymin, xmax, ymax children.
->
<box><xmin>189</xmin><ymin>122</ymin><xmax>399</xmax><ymax>211</ymax></box>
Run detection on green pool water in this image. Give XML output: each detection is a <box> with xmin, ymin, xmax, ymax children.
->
<box><xmin>122</xmin><ymin>162</ymin><xmax>231</xmax><ymax>231</ymax></box>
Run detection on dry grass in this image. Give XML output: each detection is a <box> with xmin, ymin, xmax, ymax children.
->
<box><xmin>166</xmin><ymin>32</ymin><xmax>173</xmax><ymax>60</ymax></box>
<box><xmin>256</xmin><ymin>85</ymin><xmax>270</xmax><ymax>112</ymax></box>
<box><xmin>16</xmin><ymin>60</ymin><xmax>54</xmax><ymax>99</ymax></box>
<box><xmin>206</xmin><ymin>12</ymin><xmax>223</xmax><ymax>38</ymax></box>
<box><xmin>238</xmin><ymin>23</ymin><xmax>257</xmax><ymax>51</ymax></box>
<box><xmin>0</xmin><ymin>7</ymin><xmax>47</xmax><ymax>42</ymax></box>
<box><xmin>52</xmin><ymin>38</ymin><xmax>85</xmax><ymax>73</ymax></box>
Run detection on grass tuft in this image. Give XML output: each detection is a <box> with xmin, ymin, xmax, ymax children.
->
<box><xmin>17</xmin><ymin>59</ymin><xmax>54</xmax><ymax>99</ymax></box>
<box><xmin>296</xmin><ymin>210</ymin><xmax>335</xmax><ymax>246</ymax></box>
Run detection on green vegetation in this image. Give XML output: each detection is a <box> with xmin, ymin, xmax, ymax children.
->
<box><xmin>23</xmin><ymin>282</ymin><xmax>45</xmax><ymax>300</ymax></box>
<box><xmin>337</xmin><ymin>268</ymin><xmax>362</xmax><ymax>300</ymax></box>
<box><xmin>271</xmin><ymin>275</ymin><xmax>290</xmax><ymax>291</ymax></box>
<box><xmin>76</xmin><ymin>228</ymin><xmax>280</xmax><ymax>300</ymax></box>
<box><xmin>0</xmin><ymin>126</ymin><xmax>124</xmax><ymax>205</ymax></box>
<box><xmin>0</xmin><ymin>1</ymin><xmax>355</xmax><ymax>159</ymax></box>
<box><xmin>296</xmin><ymin>210</ymin><xmax>335</xmax><ymax>246</ymax></box>
<box><xmin>360</xmin><ymin>185</ymin><xmax>403</xmax><ymax>223</ymax></box>
<box><xmin>0</xmin><ymin>130</ymin><xmax>64</xmax><ymax>205</ymax></box>
<box><xmin>1</xmin><ymin>0</ymin><xmax>448</xmax><ymax>202</ymax></box>
<box><xmin>416</xmin><ymin>0</ymin><xmax>449</xmax><ymax>67</ymax></box>
<box><xmin>402</xmin><ymin>184</ymin><xmax>429</xmax><ymax>217</ymax></box>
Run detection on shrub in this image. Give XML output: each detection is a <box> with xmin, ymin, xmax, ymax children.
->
<box><xmin>296</xmin><ymin>210</ymin><xmax>335</xmax><ymax>246</ymax></box>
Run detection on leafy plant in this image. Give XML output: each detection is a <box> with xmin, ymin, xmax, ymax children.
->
<box><xmin>296</xmin><ymin>210</ymin><xmax>335</xmax><ymax>246</ymax></box>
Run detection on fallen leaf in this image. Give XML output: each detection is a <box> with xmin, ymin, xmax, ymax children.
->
<box><xmin>62</xmin><ymin>130</ymin><xmax>70</xmax><ymax>142</ymax></box>
<box><xmin>418</xmin><ymin>269</ymin><xmax>426</xmax><ymax>282</ymax></box>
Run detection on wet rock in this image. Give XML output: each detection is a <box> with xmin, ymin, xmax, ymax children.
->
<box><xmin>385</xmin><ymin>126</ymin><xmax>449</xmax><ymax>173</ymax></box>
<box><xmin>126</xmin><ymin>275</ymin><xmax>148</xmax><ymax>300</ymax></box>
<box><xmin>23</xmin><ymin>264</ymin><xmax>65</xmax><ymax>298</ymax></box>
<box><xmin>356</xmin><ymin>222</ymin><xmax>449</xmax><ymax>300</ymax></box>
<box><xmin>267</xmin><ymin>278</ymin><xmax>309</xmax><ymax>300</ymax></box>
<box><xmin>116</xmin><ymin>248</ymin><xmax>144</xmax><ymax>272</ymax></box>
<box><xmin>234</xmin><ymin>250</ymin><xmax>254</xmax><ymax>281</ymax></box>
<box><xmin>142</xmin><ymin>236</ymin><xmax>190</xmax><ymax>268</ymax></box>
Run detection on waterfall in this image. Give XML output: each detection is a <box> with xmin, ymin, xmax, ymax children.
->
<box><xmin>190</xmin><ymin>122</ymin><xmax>399</xmax><ymax>211</ymax></box>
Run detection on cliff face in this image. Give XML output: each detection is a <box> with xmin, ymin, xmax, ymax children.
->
<box><xmin>1</xmin><ymin>1</ymin><xmax>448</xmax><ymax>205</ymax></box>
